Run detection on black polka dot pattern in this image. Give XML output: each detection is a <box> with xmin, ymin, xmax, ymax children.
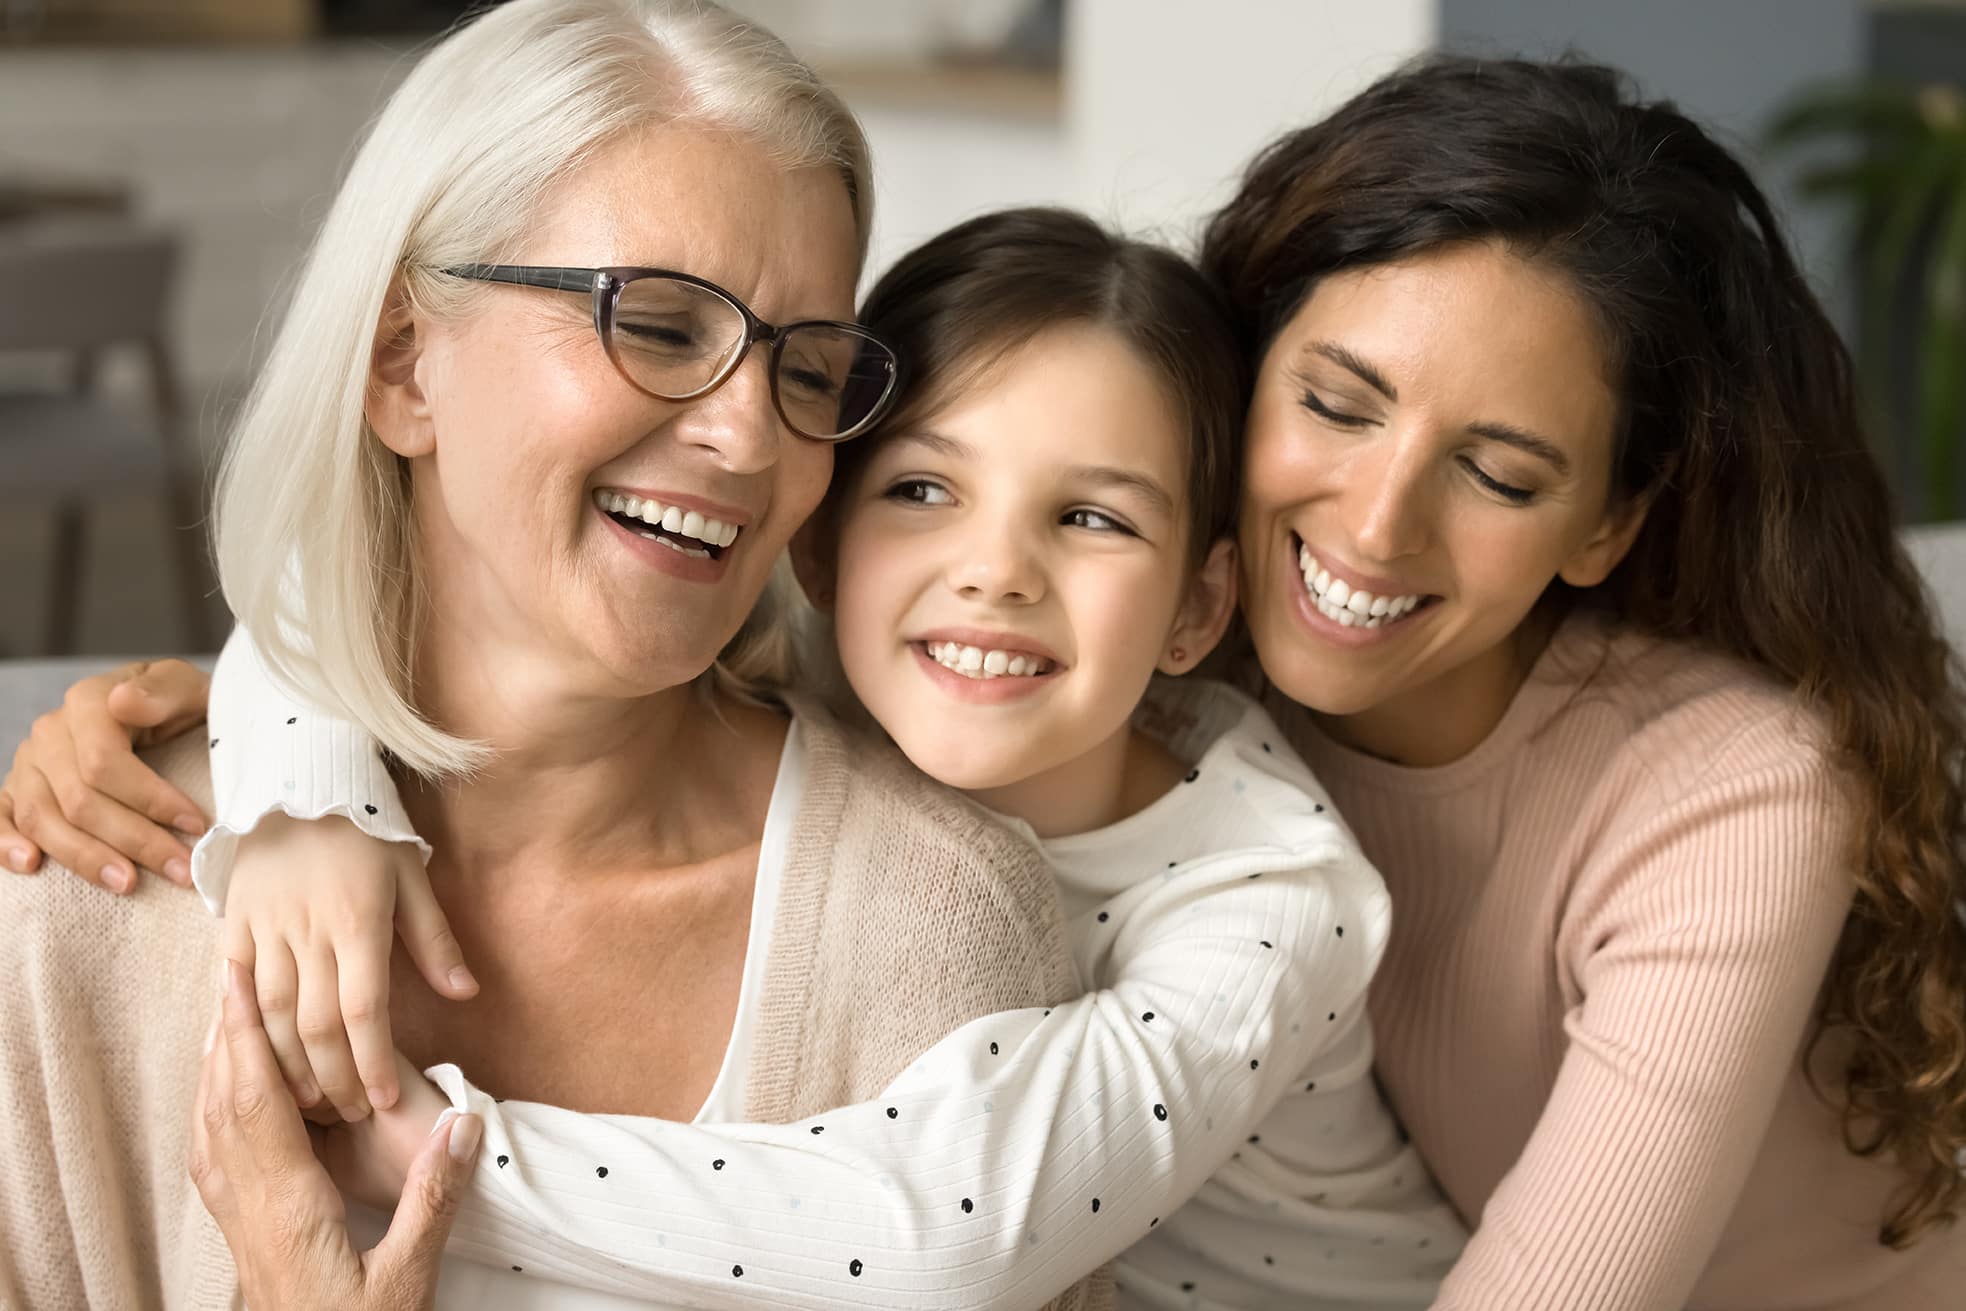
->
<box><xmin>1090</xmin><ymin>1198</ymin><xmax>1100</xmax><ymax>1213</ymax></box>
<box><xmin>1097</xmin><ymin>911</ymin><xmax>1109</xmax><ymax>923</ymax></box>
<box><xmin>1336</xmin><ymin>925</ymin><xmax>1344</xmax><ymax>937</ymax></box>
<box><xmin>810</xmin><ymin>1125</ymin><xmax>824</xmax><ymax>1135</ymax></box>
<box><xmin>1250</xmin><ymin>1059</ymin><xmax>1260</xmax><ymax>1070</ymax></box>
<box><xmin>713</xmin><ymin>1158</ymin><xmax>725</xmax><ymax>1170</ymax></box>
<box><xmin>1184</xmin><ymin>769</ymin><xmax>1200</xmax><ymax>783</ymax></box>
<box><xmin>989</xmin><ymin>1041</ymin><xmax>999</xmax><ymax>1055</ymax></box>
<box><xmin>1260</xmin><ymin>940</ymin><xmax>1273</xmax><ymax>949</ymax></box>
<box><xmin>596</xmin><ymin>1166</ymin><xmax>609</xmax><ymax>1178</ymax></box>
<box><xmin>849</xmin><ymin>1259</ymin><xmax>863</xmax><ymax>1277</ymax></box>
<box><xmin>286</xmin><ymin>717</ymin><xmax>297</xmax><ymax>725</ymax></box>
<box><xmin>886</xmin><ymin>1107</ymin><xmax>898</xmax><ymax>1119</ymax></box>
<box><xmin>496</xmin><ymin>1155</ymin><xmax>509</xmax><ymax>1168</ymax></box>
<box><xmin>1140</xmin><ymin>1011</ymin><xmax>1154</xmax><ymax>1023</ymax></box>
<box><xmin>961</xmin><ymin>1197</ymin><xmax>974</xmax><ymax>1213</ymax></box>
<box><xmin>732</xmin><ymin>1265</ymin><xmax>744</xmax><ymax>1278</ymax></box>
<box><xmin>363</xmin><ymin>804</ymin><xmax>378</xmax><ymax>815</ymax></box>
<box><xmin>1153</xmin><ymin>1103</ymin><xmax>1167</xmax><ymax>1121</ymax></box>
<box><xmin>209</xmin><ymin>738</ymin><xmax>218</xmax><ymax>749</ymax></box>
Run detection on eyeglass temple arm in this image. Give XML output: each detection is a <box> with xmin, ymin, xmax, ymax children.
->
<box><xmin>446</xmin><ymin>265</ymin><xmax>605</xmax><ymax>294</ymax></box>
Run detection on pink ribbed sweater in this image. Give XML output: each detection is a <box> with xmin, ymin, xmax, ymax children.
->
<box><xmin>1284</xmin><ymin>609</ymin><xmax>1966</xmax><ymax>1311</ymax></box>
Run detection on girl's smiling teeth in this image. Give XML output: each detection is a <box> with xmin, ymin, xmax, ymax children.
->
<box><xmin>1295</xmin><ymin>539</ymin><xmax>1432</xmax><ymax>629</ymax></box>
<box><xmin>920</xmin><ymin>640</ymin><xmax>1055</xmax><ymax>680</ymax></box>
<box><xmin>596</xmin><ymin>488</ymin><xmax>741</xmax><ymax>559</ymax></box>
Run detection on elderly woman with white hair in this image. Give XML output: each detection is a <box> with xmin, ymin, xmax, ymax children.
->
<box><xmin>0</xmin><ymin>2</ymin><xmax>1096</xmax><ymax>1306</ymax></box>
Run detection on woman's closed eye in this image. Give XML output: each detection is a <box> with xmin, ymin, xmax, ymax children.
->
<box><xmin>1300</xmin><ymin>387</ymin><xmax>1369</xmax><ymax>427</ymax></box>
<box><xmin>1459</xmin><ymin>457</ymin><xmax>1536</xmax><ymax>505</ymax></box>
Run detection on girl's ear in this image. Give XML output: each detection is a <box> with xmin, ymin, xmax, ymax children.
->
<box><xmin>790</xmin><ymin>513</ymin><xmax>838</xmax><ymax>611</ymax></box>
<box><xmin>366</xmin><ymin>280</ymin><xmax>437</xmax><ymax>459</ymax></box>
<box><xmin>1159</xmin><ymin>537</ymin><xmax>1239</xmax><ymax>675</ymax></box>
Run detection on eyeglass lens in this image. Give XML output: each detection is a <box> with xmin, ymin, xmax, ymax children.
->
<box><xmin>611</xmin><ymin>276</ymin><xmax>894</xmax><ymax>438</ymax></box>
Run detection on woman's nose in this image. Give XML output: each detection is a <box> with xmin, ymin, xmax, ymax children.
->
<box><xmin>1346</xmin><ymin>434</ymin><xmax>1432</xmax><ymax>563</ymax></box>
<box><xmin>669</xmin><ymin>349</ymin><xmax>783</xmax><ymax>474</ymax></box>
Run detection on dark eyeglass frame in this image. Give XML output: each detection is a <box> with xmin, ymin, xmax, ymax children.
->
<box><xmin>442</xmin><ymin>263</ymin><xmax>899</xmax><ymax>441</ymax></box>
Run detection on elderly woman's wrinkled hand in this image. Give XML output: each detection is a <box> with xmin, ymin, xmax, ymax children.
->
<box><xmin>192</xmin><ymin>957</ymin><xmax>481</xmax><ymax>1310</ymax></box>
<box><xmin>0</xmin><ymin>658</ymin><xmax>211</xmax><ymax>893</ymax></box>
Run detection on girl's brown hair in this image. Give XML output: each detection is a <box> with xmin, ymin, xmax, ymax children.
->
<box><xmin>834</xmin><ymin>206</ymin><xmax>1248</xmax><ymax>564</ymax></box>
<box><xmin>1202</xmin><ymin>55</ymin><xmax>1966</xmax><ymax>1246</ymax></box>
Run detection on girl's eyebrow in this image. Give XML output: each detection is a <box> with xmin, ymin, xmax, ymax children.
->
<box><xmin>1066</xmin><ymin>465</ymin><xmax>1174</xmax><ymax>515</ymax></box>
<box><xmin>889</xmin><ymin>429</ymin><xmax>1174</xmax><ymax>514</ymax></box>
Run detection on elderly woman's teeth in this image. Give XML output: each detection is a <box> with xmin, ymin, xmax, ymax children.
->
<box><xmin>924</xmin><ymin>641</ymin><xmax>1052</xmax><ymax>679</ymax></box>
<box><xmin>1296</xmin><ymin>545</ymin><xmax>1424</xmax><ymax>629</ymax></box>
<box><xmin>597</xmin><ymin>489</ymin><xmax>740</xmax><ymax>552</ymax></box>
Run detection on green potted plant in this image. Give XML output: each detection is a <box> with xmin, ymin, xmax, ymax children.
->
<box><xmin>1770</xmin><ymin>78</ymin><xmax>1966</xmax><ymax>521</ymax></box>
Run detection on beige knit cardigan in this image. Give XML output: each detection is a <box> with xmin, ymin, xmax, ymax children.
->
<box><xmin>0</xmin><ymin>703</ymin><xmax>1107</xmax><ymax>1310</ymax></box>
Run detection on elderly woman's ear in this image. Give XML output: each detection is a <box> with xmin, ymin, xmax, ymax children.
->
<box><xmin>790</xmin><ymin>515</ymin><xmax>837</xmax><ymax>611</ymax></box>
<box><xmin>365</xmin><ymin>286</ymin><xmax>437</xmax><ymax>459</ymax></box>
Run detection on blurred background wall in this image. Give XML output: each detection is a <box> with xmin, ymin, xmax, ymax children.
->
<box><xmin>0</xmin><ymin>0</ymin><xmax>1952</xmax><ymax>658</ymax></box>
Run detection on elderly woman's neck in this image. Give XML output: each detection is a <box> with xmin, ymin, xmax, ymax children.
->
<box><xmin>401</xmin><ymin>667</ymin><xmax>788</xmax><ymax>875</ymax></box>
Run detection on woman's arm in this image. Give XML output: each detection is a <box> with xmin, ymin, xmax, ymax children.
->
<box><xmin>1431</xmin><ymin>752</ymin><xmax>1853</xmax><ymax>1311</ymax></box>
<box><xmin>409</xmin><ymin>839</ymin><xmax>1384</xmax><ymax>1309</ymax></box>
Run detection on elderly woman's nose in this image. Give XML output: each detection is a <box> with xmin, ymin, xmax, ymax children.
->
<box><xmin>672</xmin><ymin>350</ymin><xmax>784</xmax><ymax>472</ymax></box>
<box><xmin>1346</xmin><ymin>436</ymin><xmax>1433</xmax><ymax>563</ymax></box>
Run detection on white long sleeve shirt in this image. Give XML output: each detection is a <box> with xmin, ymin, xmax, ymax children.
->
<box><xmin>194</xmin><ymin>635</ymin><xmax>1465</xmax><ymax>1309</ymax></box>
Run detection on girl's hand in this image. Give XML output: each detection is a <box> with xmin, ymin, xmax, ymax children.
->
<box><xmin>223</xmin><ymin>813</ymin><xmax>477</xmax><ymax>1122</ymax></box>
<box><xmin>314</xmin><ymin>1049</ymin><xmax>461</xmax><ymax>1211</ymax></box>
<box><xmin>0</xmin><ymin>659</ymin><xmax>211</xmax><ymax>892</ymax></box>
<box><xmin>193</xmin><ymin>958</ymin><xmax>482</xmax><ymax>1311</ymax></box>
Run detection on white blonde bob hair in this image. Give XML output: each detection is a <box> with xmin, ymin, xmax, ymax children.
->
<box><xmin>213</xmin><ymin>0</ymin><xmax>873</xmax><ymax>778</ymax></box>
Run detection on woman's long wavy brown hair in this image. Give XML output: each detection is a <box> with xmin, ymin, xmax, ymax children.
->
<box><xmin>1200</xmin><ymin>55</ymin><xmax>1966</xmax><ymax>1246</ymax></box>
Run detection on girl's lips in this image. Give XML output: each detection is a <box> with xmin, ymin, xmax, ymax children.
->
<box><xmin>598</xmin><ymin>502</ymin><xmax>731</xmax><ymax>583</ymax></box>
<box><xmin>909</xmin><ymin>641</ymin><xmax>1057</xmax><ymax>704</ymax></box>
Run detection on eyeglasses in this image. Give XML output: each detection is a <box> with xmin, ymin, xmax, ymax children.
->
<box><xmin>443</xmin><ymin>264</ymin><xmax>900</xmax><ymax>442</ymax></box>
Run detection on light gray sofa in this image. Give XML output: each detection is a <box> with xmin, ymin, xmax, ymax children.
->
<box><xmin>3</xmin><ymin>525</ymin><xmax>1964</xmax><ymax>757</ymax></box>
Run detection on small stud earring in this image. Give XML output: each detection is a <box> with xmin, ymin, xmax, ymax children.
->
<box><xmin>1169</xmin><ymin>646</ymin><xmax>1186</xmax><ymax>664</ymax></box>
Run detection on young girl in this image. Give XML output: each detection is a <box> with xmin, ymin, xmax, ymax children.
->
<box><xmin>46</xmin><ymin>210</ymin><xmax>1467</xmax><ymax>1306</ymax></box>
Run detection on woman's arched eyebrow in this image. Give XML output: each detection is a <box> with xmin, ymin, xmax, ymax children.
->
<box><xmin>1468</xmin><ymin>421</ymin><xmax>1571</xmax><ymax>477</ymax></box>
<box><xmin>1309</xmin><ymin>341</ymin><xmax>1397</xmax><ymax>401</ymax></box>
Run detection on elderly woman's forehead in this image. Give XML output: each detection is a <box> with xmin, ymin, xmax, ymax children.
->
<box><xmin>525</xmin><ymin>123</ymin><xmax>857</xmax><ymax>296</ymax></box>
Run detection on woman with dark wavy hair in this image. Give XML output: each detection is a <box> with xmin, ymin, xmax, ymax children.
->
<box><xmin>1202</xmin><ymin>55</ymin><xmax>1966</xmax><ymax>1308</ymax></box>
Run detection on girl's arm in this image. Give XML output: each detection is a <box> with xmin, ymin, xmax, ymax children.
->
<box><xmin>418</xmin><ymin>835</ymin><xmax>1385</xmax><ymax>1309</ymax></box>
<box><xmin>193</xmin><ymin>626</ymin><xmax>428</xmax><ymax>914</ymax></box>
<box><xmin>197</xmin><ymin>626</ymin><xmax>472</xmax><ymax>1120</ymax></box>
<box><xmin>1431</xmin><ymin>750</ymin><xmax>1853</xmax><ymax>1311</ymax></box>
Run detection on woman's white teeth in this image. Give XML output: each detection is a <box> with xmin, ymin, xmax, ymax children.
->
<box><xmin>1296</xmin><ymin>545</ymin><xmax>1424</xmax><ymax>629</ymax></box>
<box><xmin>925</xmin><ymin>641</ymin><xmax>1051</xmax><ymax>680</ymax></box>
<box><xmin>597</xmin><ymin>490</ymin><xmax>740</xmax><ymax>549</ymax></box>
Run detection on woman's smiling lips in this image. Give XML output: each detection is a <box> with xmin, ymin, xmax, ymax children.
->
<box><xmin>1285</xmin><ymin>531</ymin><xmax>1440</xmax><ymax>648</ymax></box>
<box><xmin>908</xmin><ymin>627</ymin><xmax>1062</xmax><ymax>704</ymax></box>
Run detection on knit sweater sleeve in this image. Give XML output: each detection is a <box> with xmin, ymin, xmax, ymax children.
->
<box><xmin>426</xmin><ymin>795</ymin><xmax>1385</xmax><ymax>1305</ymax></box>
<box><xmin>1432</xmin><ymin>733</ymin><xmax>1855</xmax><ymax>1311</ymax></box>
<box><xmin>188</xmin><ymin>625</ymin><xmax>427</xmax><ymax>916</ymax></box>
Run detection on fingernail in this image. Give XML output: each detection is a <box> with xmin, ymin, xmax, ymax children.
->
<box><xmin>430</xmin><ymin>1107</ymin><xmax>460</xmax><ymax>1137</ymax></box>
<box><xmin>7</xmin><ymin>846</ymin><xmax>30</xmax><ymax>872</ymax></box>
<box><xmin>367</xmin><ymin>1083</ymin><xmax>396</xmax><ymax>1110</ymax></box>
<box><xmin>173</xmin><ymin>814</ymin><xmax>206</xmax><ymax>837</ymax></box>
<box><xmin>204</xmin><ymin>1015</ymin><xmax>220</xmax><ymax>1055</ymax></box>
<box><xmin>448</xmin><ymin>1113</ymin><xmax>482</xmax><ymax>1163</ymax></box>
<box><xmin>295</xmin><ymin>1081</ymin><xmax>320</xmax><ymax>1107</ymax></box>
<box><xmin>345</xmin><ymin>1100</ymin><xmax>371</xmax><ymax>1122</ymax></box>
<box><xmin>164</xmin><ymin>858</ymin><xmax>190</xmax><ymax>885</ymax></box>
<box><xmin>448</xmin><ymin>967</ymin><xmax>478</xmax><ymax>994</ymax></box>
<box><xmin>103</xmin><ymin>865</ymin><xmax>133</xmax><ymax>893</ymax></box>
